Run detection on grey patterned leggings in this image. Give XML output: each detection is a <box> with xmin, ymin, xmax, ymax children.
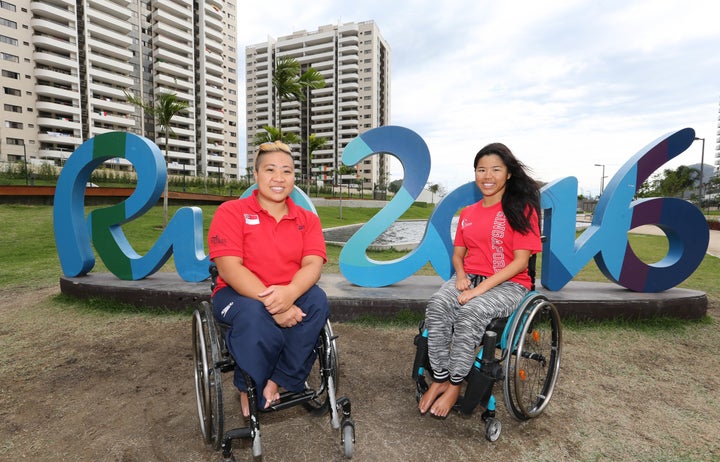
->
<box><xmin>425</xmin><ymin>274</ymin><xmax>528</xmax><ymax>384</ymax></box>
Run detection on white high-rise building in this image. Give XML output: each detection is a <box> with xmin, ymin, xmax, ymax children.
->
<box><xmin>245</xmin><ymin>21</ymin><xmax>391</xmax><ymax>192</ymax></box>
<box><xmin>0</xmin><ymin>0</ymin><xmax>239</xmax><ymax>180</ymax></box>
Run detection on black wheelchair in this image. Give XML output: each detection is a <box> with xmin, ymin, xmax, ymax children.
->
<box><xmin>412</xmin><ymin>270</ymin><xmax>562</xmax><ymax>441</ymax></box>
<box><xmin>192</xmin><ymin>268</ymin><xmax>355</xmax><ymax>461</ymax></box>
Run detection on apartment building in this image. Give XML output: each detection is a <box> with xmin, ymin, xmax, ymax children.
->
<box><xmin>245</xmin><ymin>21</ymin><xmax>391</xmax><ymax>192</ymax></box>
<box><xmin>716</xmin><ymin>99</ymin><xmax>720</xmax><ymax>175</ymax></box>
<box><xmin>0</xmin><ymin>0</ymin><xmax>239</xmax><ymax>180</ymax></box>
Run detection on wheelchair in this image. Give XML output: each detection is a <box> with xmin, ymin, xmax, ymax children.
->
<box><xmin>192</xmin><ymin>268</ymin><xmax>355</xmax><ymax>461</ymax></box>
<box><xmin>412</xmin><ymin>267</ymin><xmax>562</xmax><ymax>442</ymax></box>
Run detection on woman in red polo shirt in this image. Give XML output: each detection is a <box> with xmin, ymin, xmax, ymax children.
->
<box><xmin>418</xmin><ymin>142</ymin><xmax>542</xmax><ymax>418</ymax></box>
<box><xmin>208</xmin><ymin>141</ymin><xmax>329</xmax><ymax>416</ymax></box>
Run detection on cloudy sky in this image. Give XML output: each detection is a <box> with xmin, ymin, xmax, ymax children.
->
<box><xmin>236</xmin><ymin>0</ymin><xmax>719</xmax><ymax>197</ymax></box>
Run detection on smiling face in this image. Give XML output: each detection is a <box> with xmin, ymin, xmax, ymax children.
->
<box><xmin>474</xmin><ymin>153</ymin><xmax>510</xmax><ymax>205</ymax></box>
<box><xmin>253</xmin><ymin>149</ymin><xmax>295</xmax><ymax>208</ymax></box>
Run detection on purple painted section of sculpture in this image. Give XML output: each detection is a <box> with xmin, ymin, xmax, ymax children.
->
<box><xmin>53</xmin><ymin>127</ymin><xmax>708</xmax><ymax>291</ymax></box>
<box><xmin>540</xmin><ymin>127</ymin><xmax>708</xmax><ymax>292</ymax></box>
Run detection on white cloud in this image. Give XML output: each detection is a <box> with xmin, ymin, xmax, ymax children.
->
<box><xmin>236</xmin><ymin>0</ymin><xmax>720</xmax><ymax>197</ymax></box>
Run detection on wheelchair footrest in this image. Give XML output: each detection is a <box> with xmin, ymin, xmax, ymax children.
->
<box><xmin>262</xmin><ymin>389</ymin><xmax>317</xmax><ymax>412</ymax></box>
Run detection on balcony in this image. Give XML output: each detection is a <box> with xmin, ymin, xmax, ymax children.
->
<box><xmin>156</xmin><ymin>60</ymin><xmax>192</xmax><ymax>79</ymax></box>
<box><xmin>37</xmin><ymin>117</ymin><xmax>80</xmax><ymax>130</ymax></box>
<box><xmin>88</xmin><ymin>53</ymin><xmax>133</xmax><ymax>74</ymax></box>
<box><xmin>33</xmin><ymin>51</ymin><xmax>78</xmax><ymax>71</ymax></box>
<box><xmin>34</xmin><ymin>68</ymin><xmax>78</xmax><ymax>86</ymax></box>
<box><xmin>85</xmin><ymin>6</ymin><xmax>132</xmax><ymax>33</ymax></box>
<box><xmin>87</xmin><ymin>0</ymin><xmax>132</xmax><ymax>20</ymax></box>
<box><xmin>38</xmin><ymin>131</ymin><xmax>82</xmax><ymax>146</ymax></box>
<box><xmin>87</xmin><ymin>23</ymin><xmax>132</xmax><ymax>47</ymax></box>
<box><xmin>89</xmin><ymin>67</ymin><xmax>133</xmax><ymax>87</ymax></box>
<box><xmin>91</xmin><ymin>96</ymin><xmax>133</xmax><ymax>114</ymax></box>
<box><xmin>35</xmin><ymin>84</ymin><xmax>80</xmax><ymax>101</ymax></box>
<box><xmin>36</xmin><ymin>100</ymin><xmax>80</xmax><ymax>116</ymax></box>
<box><xmin>90</xmin><ymin>112</ymin><xmax>135</xmax><ymax>128</ymax></box>
<box><xmin>30</xmin><ymin>1</ymin><xmax>75</xmax><ymax>23</ymax></box>
<box><xmin>156</xmin><ymin>48</ymin><xmax>193</xmax><ymax>68</ymax></box>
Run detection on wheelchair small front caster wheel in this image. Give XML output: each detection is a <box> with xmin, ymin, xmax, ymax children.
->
<box><xmin>341</xmin><ymin>420</ymin><xmax>355</xmax><ymax>458</ymax></box>
<box><xmin>484</xmin><ymin>417</ymin><xmax>502</xmax><ymax>442</ymax></box>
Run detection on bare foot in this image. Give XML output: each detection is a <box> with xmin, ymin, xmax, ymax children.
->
<box><xmin>238</xmin><ymin>391</ymin><xmax>250</xmax><ymax>417</ymax></box>
<box><xmin>430</xmin><ymin>383</ymin><xmax>461</xmax><ymax>418</ymax></box>
<box><xmin>418</xmin><ymin>381</ymin><xmax>449</xmax><ymax>414</ymax></box>
<box><xmin>262</xmin><ymin>379</ymin><xmax>280</xmax><ymax>409</ymax></box>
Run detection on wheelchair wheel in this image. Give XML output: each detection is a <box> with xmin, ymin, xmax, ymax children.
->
<box><xmin>304</xmin><ymin>320</ymin><xmax>339</xmax><ymax>415</ymax></box>
<box><xmin>192</xmin><ymin>301</ymin><xmax>224</xmax><ymax>450</ymax></box>
<box><xmin>502</xmin><ymin>293</ymin><xmax>562</xmax><ymax>421</ymax></box>
<box><xmin>484</xmin><ymin>417</ymin><xmax>502</xmax><ymax>442</ymax></box>
<box><xmin>342</xmin><ymin>420</ymin><xmax>355</xmax><ymax>459</ymax></box>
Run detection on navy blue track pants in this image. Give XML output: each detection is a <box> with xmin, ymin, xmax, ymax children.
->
<box><xmin>212</xmin><ymin>285</ymin><xmax>330</xmax><ymax>408</ymax></box>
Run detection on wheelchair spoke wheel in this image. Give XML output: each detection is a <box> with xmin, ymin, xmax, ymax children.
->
<box><xmin>503</xmin><ymin>294</ymin><xmax>562</xmax><ymax>420</ymax></box>
<box><xmin>192</xmin><ymin>303</ymin><xmax>224</xmax><ymax>450</ymax></box>
<box><xmin>304</xmin><ymin>321</ymin><xmax>339</xmax><ymax>415</ymax></box>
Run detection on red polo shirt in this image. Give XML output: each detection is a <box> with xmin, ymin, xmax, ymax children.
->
<box><xmin>208</xmin><ymin>190</ymin><xmax>326</xmax><ymax>293</ymax></box>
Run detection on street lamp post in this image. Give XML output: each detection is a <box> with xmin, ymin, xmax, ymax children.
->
<box><xmin>23</xmin><ymin>143</ymin><xmax>28</xmax><ymax>185</ymax></box>
<box><xmin>694</xmin><ymin>137</ymin><xmax>705</xmax><ymax>210</ymax></box>
<box><xmin>594</xmin><ymin>163</ymin><xmax>606</xmax><ymax>196</ymax></box>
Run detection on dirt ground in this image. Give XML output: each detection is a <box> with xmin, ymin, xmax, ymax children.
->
<box><xmin>1</xmin><ymin>286</ymin><xmax>719</xmax><ymax>462</ymax></box>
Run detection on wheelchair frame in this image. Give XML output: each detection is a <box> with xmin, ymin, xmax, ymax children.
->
<box><xmin>412</xmin><ymin>290</ymin><xmax>562</xmax><ymax>441</ymax></box>
<box><xmin>192</xmin><ymin>300</ymin><xmax>355</xmax><ymax>461</ymax></box>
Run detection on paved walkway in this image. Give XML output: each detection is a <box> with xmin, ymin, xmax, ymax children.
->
<box><xmin>630</xmin><ymin>226</ymin><xmax>720</xmax><ymax>258</ymax></box>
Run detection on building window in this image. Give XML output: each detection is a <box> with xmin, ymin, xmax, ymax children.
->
<box><xmin>3</xmin><ymin>103</ymin><xmax>21</xmax><ymax>112</ymax></box>
<box><xmin>3</xmin><ymin>87</ymin><xmax>21</xmax><ymax>96</ymax></box>
<box><xmin>1</xmin><ymin>52</ymin><xmax>18</xmax><ymax>62</ymax></box>
<box><xmin>0</xmin><ymin>33</ymin><xmax>17</xmax><ymax>45</ymax></box>
<box><xmin>0</xmin><ymin>16</ymin><xmax>16</xmax><ymax>28</ymax></box>
<box><xmin>1</xmin><ymin>69</ymin><xmax>18</xmax><ymax>79</ymax></box>
<box><xmin>0</xmin><ymin>1</ymin><xmax>17</xmax><ymax>12</ymax></box>
<box><xmin>5</xmin><ymin>137</ymin><xmax>23</xmax><ymax>145</ymax></box>
<box><xmin>5</xmin><ymin>120</ymin><xmax>22</xmax><ymax>129</ymax></box>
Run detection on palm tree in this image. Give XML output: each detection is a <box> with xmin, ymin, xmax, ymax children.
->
<box><xmin>428</xmin><ymin>183</ymin><xmax>440</xmax><ymax>203</ymax></box>
<box><xmin>272</xmin><ymin>57</ymin><xmax>326</xmax><ymax>141</ymax></box>
<box><xmin>252</xmin><ymin>125</ymin><xmax>301</xmax><ymax>147</ymax></box>
<box><xmin>125</xmin><ymin>90</ymin><xmax>189</xmax><ymax>227</ymax></box>
<box><xmin>306</xmin><ymin>134</ymin><xmax>328</xmax><ymax>194</ymax></box>
<box><xmin>272</xmin><ymin>57</ymin><xmax>326</xmax><ymax>189</ymax></box>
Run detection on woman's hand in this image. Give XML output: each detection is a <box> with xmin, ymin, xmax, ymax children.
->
<box><xmin>455</xmin><ymin>275</ymin><xmax>471</xmax><ymax>292</ymax></box>
<box><xmin>457</xmin><ymin>287</ymin><xmax>477</xmax><ymax>305</ymax></box>
<box><xmin>259</xmin><ymin>285</ymin><xmax>296</xmax><ymax>314</ymax></box>
<box><xmin>272</xmin><ymin>305</ymin><xmax>306</xmax><ymax>328</ymax></box>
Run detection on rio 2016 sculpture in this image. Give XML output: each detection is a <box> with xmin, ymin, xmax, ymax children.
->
<box><xmin>53</xmin><ymin>127</ymin><xmax>708</xmax><ymax>293</ymax></box>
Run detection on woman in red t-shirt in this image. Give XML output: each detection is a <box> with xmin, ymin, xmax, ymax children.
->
<box><xmin>419</xmin><ymin>142</ymin><xmax>542</xmax><ymax>417</ymax></box>
<box><xmin>208</xmin><ymin>141</ymin><xmax>329</xmax><ymax>416</ymax></box>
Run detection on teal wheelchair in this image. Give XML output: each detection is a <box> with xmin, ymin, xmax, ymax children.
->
<box><xmin>412</xmin><ymin>260</ymin><xmax>562</xmax><ymax>441</ymax></box>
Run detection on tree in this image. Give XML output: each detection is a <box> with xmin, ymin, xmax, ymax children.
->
<box><xmin>252</xmin><ymin>125</ymin><xmax>301</xmax><ymax>147</ymax></box>
<box><xmin>306</xmin><ymin>134</ymin><xmax>328</xmax><ymax>194</ymax></box>
<box><xmin>125</xmin><ymin>90</ymin><xmax>189</xmax><ymax>227</ymax></box>
<box><xmin>388</xmin><ymin>179</ymin><xmax>403</xmax><ymax>194</ymax></box>
<box><xmin>272</xmin><ymin>57</ymin><xmax>325</xmax><ymax>190</ymax></box>
<box><xmin>272</xmin><ymin>57</ymin><xmax>326</xmax><ymax>141</ymax></box>
<box><xmin>428</xmin><ymin>183</ymin><xmax>440</xmax><ymax>203</ymax></box>
<box><xmin>637</xmin><ymin>165</ymin><xmax>699</xmax><ymax>199</ymax></box>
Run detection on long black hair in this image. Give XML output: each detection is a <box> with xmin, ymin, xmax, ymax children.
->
<box><xmin>473</xmin><ymin>142</ymin><xmax>540</xmax><ymax>235</ymax></box>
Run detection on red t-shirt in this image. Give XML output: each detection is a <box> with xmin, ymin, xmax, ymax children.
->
<box><xmin>454</xmin><ymin>200</ymin><xmax>541</xmax><ymax>289</ymax></box>
<box><xmin>208</xmin><ymin>190</ymin><xmax>326</xmax><ymax>293</ymax></box>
